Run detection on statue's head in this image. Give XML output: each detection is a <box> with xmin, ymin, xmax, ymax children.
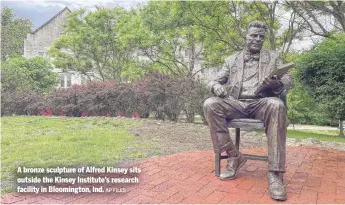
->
<box><xmin>245</xmin><ymin>21</ymin><xmax>268</xmax><ymax>53</ymax></box>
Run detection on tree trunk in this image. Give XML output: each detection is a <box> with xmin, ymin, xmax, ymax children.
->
<box><xmin>340</xmin><ymin>119</ymin><xmax>344</xmax><ymax>137</ymax></box>
<box><xmin>185</xmin><ymin>111</ymin><xmax>195</xmax><ymax>123</ymax></box>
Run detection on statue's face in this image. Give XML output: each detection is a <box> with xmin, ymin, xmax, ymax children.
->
<box><xmin>245</xmin><ymin>27</ymin><xmax>266</xmax><ymax>53</ymax></box>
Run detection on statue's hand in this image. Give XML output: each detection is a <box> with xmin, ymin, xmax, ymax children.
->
<box><xmin>262</xmin><ymin>75</ymin><xmax>283</xmax><ymax>89</ymax></box>
<box><xmin>213</xmin><ymin>84</ymin><xmax>227</xmax><ymax>97</ymax></box>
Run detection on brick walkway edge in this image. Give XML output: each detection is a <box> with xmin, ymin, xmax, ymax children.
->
<box><xmin>1</xmin><ymin>146</ymin><xmax>345</xmax><ymax>204</ymax></box>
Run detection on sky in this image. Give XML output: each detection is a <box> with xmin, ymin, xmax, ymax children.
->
<box><xmin>1</xmin><ymin>0</ymin><xmax>317</xmax><ymax>52</ymax></box>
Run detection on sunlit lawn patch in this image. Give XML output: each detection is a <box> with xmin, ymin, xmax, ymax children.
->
<box><xmin>255</xmin><ymin>129</ymin><xmax>345</xmax><ymax>142</ymax></box>
<box><xmin>1</xmin><ymin>116</ymin><xmax>149</xmax><ymax>194</ymax></box>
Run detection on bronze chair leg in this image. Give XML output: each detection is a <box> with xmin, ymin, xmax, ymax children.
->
<box><xmin>215</xmin><ymin>153</ymin><xmax>221</xmax><ymax>176</ymax></box>
<box><xmin>215</xmin><ymin>128</ymin><xmax>241</xmax><ymax>177</ymax></box>
<box><xmin>235</xmin><ymin>128</ymin><xmax>240</xmax><ymax>151</ymax></box>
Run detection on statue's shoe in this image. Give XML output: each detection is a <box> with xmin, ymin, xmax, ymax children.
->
<box><xmin>219</xmin><ymin>153</ymin><xmax>247</xmax><ymax>180</ymax></box>
<box><xmin>268</xmin><ymin>172</ymin><xmax>287</xmax><ymax>201</ymax></box>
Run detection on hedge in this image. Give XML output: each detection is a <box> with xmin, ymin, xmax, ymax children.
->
<box><xmin>1</xmin><ymin>73</ymin><xmax>210</xmax><ymax>122</ymax></box>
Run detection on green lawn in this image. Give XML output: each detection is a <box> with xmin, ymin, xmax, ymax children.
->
<box><xmin>1</xmin><ymin>116</ymin><xmax>150</xmax><ymax>194</ymax></box>
<box><xmin>255</xmin><ymin>129</ymin><xmax>345</xmax><ymax>143</ymax></box>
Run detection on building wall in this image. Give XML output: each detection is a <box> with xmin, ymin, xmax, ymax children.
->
<box><xmin>24</xmin><ymin>9</ymin><xmax>70</xmax><ymax>58</ymax></box>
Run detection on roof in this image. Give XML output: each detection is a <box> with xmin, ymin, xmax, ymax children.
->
<box><xmin>31</xmin><ymin>6</ymin><xmax>71</xmax><ymax>34</ymax></box>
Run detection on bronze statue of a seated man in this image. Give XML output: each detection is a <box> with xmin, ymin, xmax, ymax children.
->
<box><xmin>203</xmin><ymin>21</ymin><xmax>293</xmax><ymax>201</ymax></box>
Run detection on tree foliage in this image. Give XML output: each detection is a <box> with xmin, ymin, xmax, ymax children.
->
<box><xmin>49</xmin><ymin>1</ymin><xmax>312</xmax><ymax>81</ymax></box>
<box><xmin>114</xmin><ymin>2</ymin><xmax>205</xmax><ymax>79</ymax></box>
<box><xmin>296</xmin><ymin>33</ymin><xmax>345</xmax><ymax>136</ymax></box>
<box><xmin>285</xmin><ymin>1</ymin><xmax>345</xmax><ymax>38</ymax></box>
<box><xmin>1</xmin><ymin>57</ymin><xmax>58</xmax><ymax>93</ymax></box>
<box><xmin>48</xmin><ymin>7</ymin><xmax>143</xmax><ymax>82</ymax></box>
<box><xmin>1</xmin><ymin>7</ymin><xmax>33</xmax><ymax>61</ymax></box>
<box><xmin>120</xmin><ymin>1</ymin><xmax>290</xmax><ymax>80</ymax></box>
<box><xmin>287</xmin><ymin>68</ymin><xmax>333</xmax><ymax>127</ymax></box>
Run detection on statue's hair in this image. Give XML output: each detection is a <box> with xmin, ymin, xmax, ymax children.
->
<box><xmin>247</xmin><ymin>21</ymin><xmax>268</xmax><ymax>32</ymax></box>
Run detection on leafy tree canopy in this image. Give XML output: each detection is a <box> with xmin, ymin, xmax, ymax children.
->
<box><xmin>296</xmin><ymin>33</ymin><xmax>345</xmax><ymax>126</ymax></box>
<box><xmin>1</xmin><ymin>57</ymin><xmax>58</xmax><ymax>93</ymax></box>
<box><xmin>121</xmin><ymin>1</ymin><xmax>285</xmax><ymax>80</ymax></box>
<box><xmin>1</xmin><ymin>7</ymin><xmax>32</xmax><ymax>61</ymax></box>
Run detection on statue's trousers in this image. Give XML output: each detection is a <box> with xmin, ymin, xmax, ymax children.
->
<box><xmin>203</xmin><ymin>96</ymin><xmax>286</xmax><ymax>172</ymax></box>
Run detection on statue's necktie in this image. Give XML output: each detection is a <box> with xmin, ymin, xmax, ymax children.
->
<box><xmin>244</xmin><ymin>52</ymin><xmax>260</xmax><ymax>62</ymax></box>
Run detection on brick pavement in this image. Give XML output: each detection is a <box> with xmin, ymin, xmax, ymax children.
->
<box><xmin>1</xmin><ymin>146</ymin><xmax>345</xmax><ymax>204</ymax></box>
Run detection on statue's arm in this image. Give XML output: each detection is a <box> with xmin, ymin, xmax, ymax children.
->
<box><xmin>207</xmin><ymin>58</ymin><xmax>231</xmax><ymax>94</ymax></box>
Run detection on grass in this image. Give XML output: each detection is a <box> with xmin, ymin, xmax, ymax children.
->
<box><xmin>194</xmin><ymin>115</ymin><xmax>202</xmax><ymax>123</ymax></box>
<box><xmin>255</xmin><ymin>129</ymin><xmax>345</xmax><ymax>143</ymax></box>
<box><xmin>1</xmin><ymin>116</ymin><xmax>151</xmax><ymax>194</ymax></box>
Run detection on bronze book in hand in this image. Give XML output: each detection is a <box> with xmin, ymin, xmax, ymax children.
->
<box><xmin>254</xmin><ymin>62</ymin><xmax>294</xmax><ymax>95</ymax></box>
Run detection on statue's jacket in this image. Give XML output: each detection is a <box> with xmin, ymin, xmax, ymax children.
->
<box><xmin>207</xmin><ymin>49</ymin><xmax>293</xmax><ymax>99</ymax></box>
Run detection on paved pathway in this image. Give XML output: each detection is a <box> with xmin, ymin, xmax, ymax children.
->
<box><xmin>1</xmin><ymin>146</ymin><xmax>345</xmax><ymax>204</ymax></box>
<box><xmin>287</xmin><ymin>124</ymin><xmax>338</xmax><ymax>131</ymax></box>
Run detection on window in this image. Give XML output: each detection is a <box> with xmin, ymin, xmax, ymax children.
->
<box><xmin>81</xmin><ymin>75</ymin><xmax>85</xmax><ymax>85</ymax></box>
<box><xmin>67</xmin><ymin>73</ymin><xmax>72</xmax><ymax>88</ymax></box>
<box><xmin>81</xmin><ymin>74</ymin><xmax>89</xmax><ymax>85</ymax></box>
<box><xmin>60</xmin><ymin>74</ymin><xmax>65</xmax><ymax>88</ymax></box>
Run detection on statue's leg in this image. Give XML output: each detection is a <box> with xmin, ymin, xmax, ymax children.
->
<box><xmin>248</xmin><ymin>97</ymin><xmax>286</xmax><ymax>172</ymax></box>
<box><xmin>203</xmin><ymin>97</ymin><xmax>247</xmax><ymax>154</ymax></box>
<box><xmin>203</xmin><ymin>97</ymin><xmax>248</xmax><ymax>180</ymax></box>
<box><xmin>247</xmin><ymin>97</ymin><xmax>287</xmax><ymax>200</ymax></box>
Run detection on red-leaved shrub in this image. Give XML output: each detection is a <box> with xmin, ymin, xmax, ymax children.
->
<box><xmin>1</xmin><ymin>74</ymin><xmax>209</xmax><ymax>122</ymax></box>
<box><xmin>1</xmin><ymin>90</ymin><xmax>46</xmax><ymax>116</ymax></box>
